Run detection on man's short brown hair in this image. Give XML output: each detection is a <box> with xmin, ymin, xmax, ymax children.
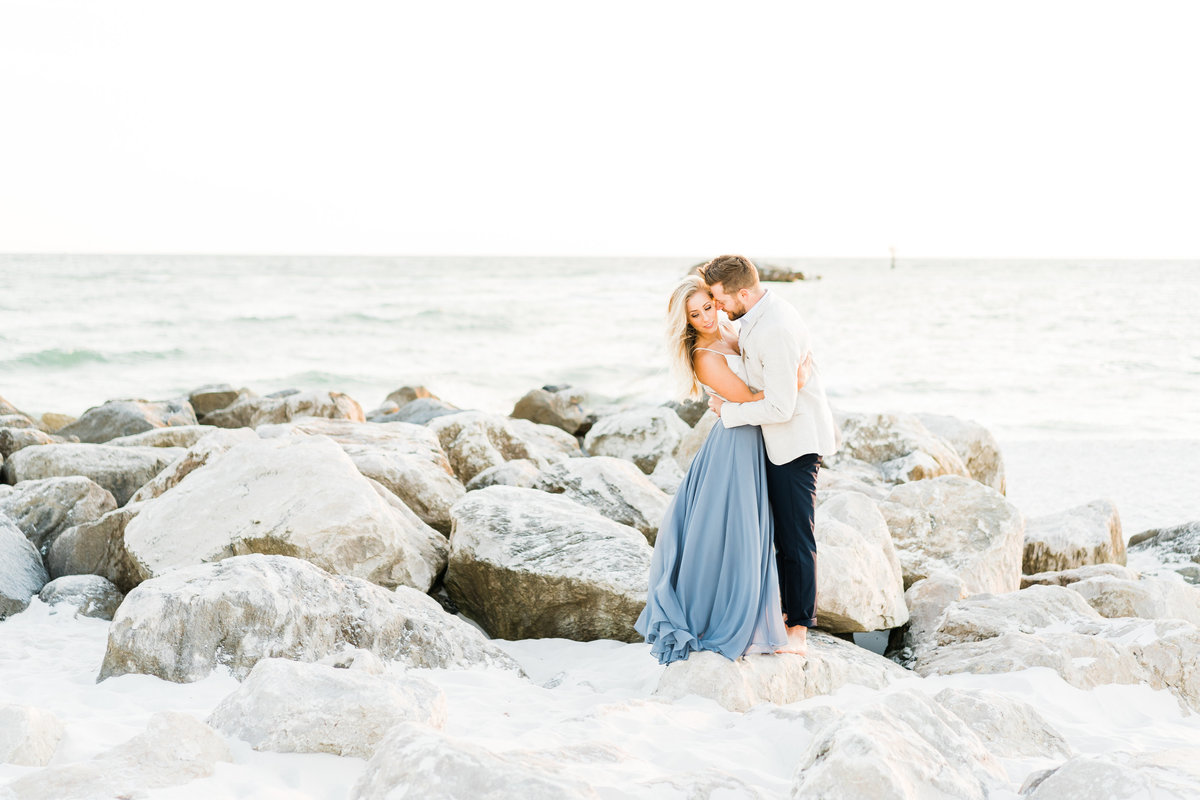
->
<box><xmin>701</xmin><ymin>254</ymin><xmax>759</xmax><ymax>294</ymax></box>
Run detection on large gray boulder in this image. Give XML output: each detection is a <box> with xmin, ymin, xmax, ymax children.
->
<box><xmin>203</xmin><ymin>389</ymin><xmax>364</xmax><ymax>428</ymax></box>
<box><xmin>0</xmin><ymin>517</ymin><xmax>48</xmax><ymax>619</ymax></box>
<box><xmin>1129</xmin><ymin>521</ymin><xmax>1200</xmax><ymax>584</ymax></box>
<box><xmin>372</xmin><ymin>397</ymin><xmax>462</xmax><ymax>425</ymax></box>
<box><xmin>187</xmin><ymin>383</ymin><xmax>241</xmax><ymax>417</ymax></box>
<box><xmin>0</xmin><ymin>427</ymin><xmax>67</xmax><ymax>460</ymax></box>
<box><xmin>0</xmin><ymin>476</ymin><xmax>117</xmax><ymax>556</ymax></box>
<box><xmin>446</xmin><ymin>486</ymin><xmax>652</xmax><ymax>642</ymax></box>
<box><xmin>121</xmin><ymin>435</ymin><xmax>447</xmax><ymax>592</ymax></box>
<box><xmin>934</xmin><ymin>687</ymin><xmax>1072</xmax><ymax>759</ymax></box>
<box><xmin>1</xmin><ymin>443</ymin><xmax>184</xmax><ymax>506</ymax></box>
<box><xmin>0</xmin><ymin>712</ymin><xmax>231</xmax><ymax>800</ymax></box>
<box><xmin>654</xmin><ymin>631</ymin><xmax>911</xmax><ymax>712</ymax></box>
<box><xmin>429</xmin><ymin>411</ymin><xmax>581</xmax><ymax>485</ymax></box>
<box><xmin>814</xmin><ymin>492</ymin><xmax>908</xmax><ymax>633</ymax></box>
<box><xmin>1023</xmin><ymin>499</ymin><xmax>1125</xmax><ymax>575</ymax></box>
<box><xmin>583</xmin><ymin>406</ymin><xmax>691</xmax><ymax>475</ymax></box>
<box><xmin>511</xmin><ymin>385</ymin><xmax>590</xmax><ymax>435</ymax></box>
<box><xmin>105</xmin><ymin>424</ymin><xmax>218</xmax><ymax>449</ymax></box>
<box><xmin>0</xmin><ymin>705</ymin><xmax>65</xmax><ymax>767</ymax></box>
<box><xmin>257</xmin><ymin>417</ymin><xmax>464</xmax><ymax>534</ymax></box>
<box><xmin>915</xmin><ymin>413</ymin><xmax>1007</xmax><ymax>494</ymax></box>
<box><xmin>45</xmin><ymin>505</ymin><xmax>143</xmax><ymax>591</ymax></box>
<box><xmin>56</xmin><ymin>398</ymin><xmax>198</xmax><ymax>443</ymax></box>
<box><xmin>535</xmin><ymin>456</ymin><xmax>669</xmax><ymax>543</ymax></box>
<box><xmin>37</xmin><ymin>575</ymin><xmax>124</xmax><ymax>620</ymax></box>
<box><xmin>99</xmin><ymin>554</ymin><xmax>521</xmax><ymax>683</ymax></box>
<box><xmin>835</xmin><ymin>412</ymin><xmax>971</xmax><ymax>484</ymax></box>
<box><xmin>207</xmin><ymin>657</ymin><xmax>446</xmax><ymax>758</ymax></box>
<box><xmin>880</xmin><ymin>475</ymin><xmax>1025</xmax><ymax>594</ymax></box>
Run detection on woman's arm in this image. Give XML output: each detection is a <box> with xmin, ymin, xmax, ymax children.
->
<box><xmin>694</xmin><ymin>350</ymin><xmax>763</xmax><ymax>403</ymax></box>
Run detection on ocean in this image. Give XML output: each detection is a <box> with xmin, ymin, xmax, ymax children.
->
<box><xmin>2</xmin><ymin>253</ymin><xmax>1198</xmax><ymax>531</ymax></box>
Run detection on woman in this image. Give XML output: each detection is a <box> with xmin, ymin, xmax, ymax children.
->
<box><xmin>635</xmin><ymin>275</ymin><xmax>788</xmax><ymax>664</ymax></box>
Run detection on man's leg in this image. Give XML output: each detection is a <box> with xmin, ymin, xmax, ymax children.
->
<box><xmin>766</xmin><ymin>453</ymin><xmax>821</xmax><ymax>643</ymax></box>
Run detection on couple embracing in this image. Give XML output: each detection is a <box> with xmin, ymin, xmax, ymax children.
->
<box><xmin>636</xmin><ymin>255</ymin><xmax>837</xmax><ymax>662</ymax></box>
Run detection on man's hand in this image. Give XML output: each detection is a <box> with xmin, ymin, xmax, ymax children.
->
<box><xmin>708</xmin><ymin>394</ymin><xmax>724</xmax><ymax>416</ymax></box>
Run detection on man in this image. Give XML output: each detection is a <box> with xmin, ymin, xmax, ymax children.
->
<box><xmin>702</xmin><ymin>255</ymin><xmax>837</xmax><ymax>654</ymax></box>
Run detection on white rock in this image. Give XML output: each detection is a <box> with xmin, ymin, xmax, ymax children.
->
<box><xmin>257</xmin><ymin>417</ymin><xmax>464</xmax><ymax>534</ymax></box>
<box><xmin>99</xmin><ymin>554</ymin><xmax>520</xmax><ymax>683</ymax></box>
<box><xmin>106</xmin><ymin>424</ymin><xmax>218</xmax><ymax>448</ymax></box>
<box><xmin>0</xmin><ymin>705</ymin><xmax>65</xmax><ymax>767</ymax></box>
<box><xmin>464</xmin><ymin>458</ymin><xmax>543</xmax><ymax>491</ymax></box>
<box><xmin>1023</xmin><ymin>499</ymin><xmax>1125</xmax><ymax>575</ymax></box>
<box><xmin>583</xmin><ymin>406</ymin><xmax>691</xmax><ymax>475</ymax></box>
<box><xmin>128</xmin><ymin>427</ymin><xmax>258</xmax><ymax>503</ymax></box>
<box><xmin>429</xmin><ymin>411</ymin><xmax>581</xmax><ymax>484</ymax></box>
<box><xmin>1</xmin><ymin>711</ymin><xmax>231</xmax><ymax>800</ymax></box>
<box><xmin>673</xmin><ymin>410</ymin><xmax>717</xmax><ymax>472</ymax></box>
<box><xmin>814</xmin><ymin>492</ymin><xmax>909</xmax><ymax>632</ymax></box>
<box><xmin>654</xmin><ymin>631</ymin><xmax>911</xmax><ymax>712</ymax></box>
<box><xmin>56</xmin><ymin>398</ymin><xmax>198</xmax><ymax>444</ymax></box>
<box><xmin>207</xmin><ymin>658</ymin><xmax>446</xmax><ymax>758</ymax></box>
<box><xmin>816</xmin><ymin>462</ymin><xmax>891</xmax><ymax>503</ymax></box>
<box><xmin>934</xmin><ymin>687</ymin><xmax>1072</xmax><ymax>759</ymax></box>
<box><xmin>835</xmin><ymin>412</ymin><xmax>971</xmax><ymax>484</ymax></box>
<box><xmin>1021</xmin><ymin>562</ymin><xmax>1138</xmax><ymax>587</ymax></box>
<box><xmin>1022</xmin><ymin>749</ymin><xmax>1200</xmax><ymax>799</ymax></box>
<box><xmin>1128</xmin><ymin>521</ymin><xmax>1200</xmax><ymax>584</ymax></box>
<box><xmin>0</xmin><ymin>475</ymin><xmax>117</xmax><ymax>555</ymax></box>
<box><xmin>203</xmin><ymin>389</ymin><xmax>364</xmax><ymax>428</ymax></box>
<box><xmin>790</xmin><ymin>687</ymin><xmax>1007</xmax><ymax>800</ymax></box>
<box><xmin>38</xmin><ymin>575</ymin><xmax>124</xmax><ymax>620</ymax></box>
<box><xmin>122</xmin><ymin>434</ymin><xmax>447</xmax><ymax>591</ymax></box>
<box><xmin>880</xmin><ymin>475</ymin><xmax>1025</xmax><ymax>594</ymax></box>
<box><xmin>915</xmin><ymin>413</ymin><xmax>1007</xmax><ymax>494</ymax></box>
<box><xmin>647</xmin><ymin>456</ymin><xmax>685</xmax><ymax>495</ymax></box>
<box><xmin>1066</xmin><ymin>572</ymin><xmax>1200</xmax><ymax>627</ymax></box>
<box><xmin>892</xmin><ymin>572</ymin><xmax>969</xmax><ymax>666</ymax></box>
<box><xmin>0</xmin><ymin>516</ymin><xmax>48</xmax><ymax>619</ymax></box>
<box><xmin>535</xmin><ymin>456</ymin><xmax>669</xmax><ymax>543</ymax></box>
<box><xmin>1</xmin><ymin>443</ymin><xmax>184</xmax><ymax>506</ymax></box>
<box><xmin>446</xmin><ymin>486</ymin><xmax>652</xmax><ymax>641</ymax></box>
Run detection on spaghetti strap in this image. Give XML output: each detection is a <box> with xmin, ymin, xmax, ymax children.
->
<box><xmin>694</xmin><ymin>347</ymin><xmax>736</xmax><ymax>357</ymax></box>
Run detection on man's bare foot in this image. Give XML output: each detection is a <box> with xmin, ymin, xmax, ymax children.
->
<box><xmin>775</xmin><ymin>625</ymin><xmax>807</xmax><ymax>655</ymax></box>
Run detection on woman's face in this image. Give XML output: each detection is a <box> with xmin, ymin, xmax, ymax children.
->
<box><xmin>686</xmin><ymin>290</ymin><xmax>719</xmax><ymax>336</ymax></box>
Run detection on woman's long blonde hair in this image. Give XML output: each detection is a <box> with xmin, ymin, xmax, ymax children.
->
<box><xmin>666</xmin><ymin>275</ymin><xmax>709</xmax><ymax>399</ymax></box>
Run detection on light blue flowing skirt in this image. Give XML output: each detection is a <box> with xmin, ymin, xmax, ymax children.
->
<box><xmin>636</xmin><ymin>421</ymin><xmax>787</xmax><ymax>664</ymax></box>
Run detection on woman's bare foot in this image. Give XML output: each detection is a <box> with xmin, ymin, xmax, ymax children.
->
<box><xmin>775</xmin><ymin>625</ymin><xmax>807</xmax><ymax>655</ymax></box>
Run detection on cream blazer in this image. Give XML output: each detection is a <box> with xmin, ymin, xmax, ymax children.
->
<box><xmin>720</xmin><ymin>292</ymin><xmax>838</xmax><ymax>464</ymax></box>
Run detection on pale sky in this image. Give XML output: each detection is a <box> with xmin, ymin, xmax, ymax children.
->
<box><xmin>1</xmin><ymin>1</ymin><xmax>1197</xmax><ymax>259</ymax></box>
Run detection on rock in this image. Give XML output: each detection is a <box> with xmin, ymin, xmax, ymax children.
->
<box><xmin>1021</xmin><ymin>562</ymin><xmax>1137</xmax><ymax>588</ymax></box>
<box><xmin>511</xmin><ymin>385</ymin><xmax>590</xmax><ymax>435</ymax></box>
<box><xmin>446</xmin><ymin>486</ymin><xmax>652</xmax><ymax>641</ymax></box>
<box><xmin>1</xmin><ymin>712</ymin><xmax>231</xmax><ymax>800</ymax></box>
<box><xmin>1065</xmin><ymin>571</ymin><xmax>1200</xmax><ymax>627</ymax></box>
<box><xmin>835</xmin><ymin>412</ymin><xmax>971</xmax><ymax>484</ymax></box>
<box><xmin>814</xmin><ymin>492</ymin><xmax>908</xmax><ymax>632</ymax></box>
<box><xmin>55</xmin><ymin>398</ymin><xmax>198</xmax><ymax>444</ymax></box>
<box><xmin>934</xmin><ymin>687</ymin><xmax>1072</xmax><ymax>759</ymax></box>
<box><xmin>790</xmin><ymin>687</ymin><xmax>1006</xmax><ymax>800</ymax></box>
<box><xmin>0</xmin><ymin>395</ymin><xmax>25</xmax><ymax>416</ymax></box>
<box><xmin>188</xmin><ymin>383</ymin><xmax>241</xmax><ymax>417</ymax></box>
<box><xmin>664</xmin><ymin>397</ymin><xmax>709</xmax><ymax>428</ymax></box>
<box><xmin>373</xmin><ymin>396</ymin><xmax>462</xmax><ymax>425</ymax></box>
<box><xmin>0</xmin><ymin>705</ymin><xmax>65</xmax><ymax>767</ymax></box>
<box><xmin>257</xmin><ymin>418</ymin><xmax>464</xmax><ymax>535</ymax></box>
<box><xmin>1</xmin><ymin>443</ymin><xmax>185</xmax><ymax>506</ymax></box>
<box><xmin>37</xmin><ymin>413</ymin><xmax>75</xmax><ymax>433</ymax></box>
<box><xmin>37</xmin><ymin>575</ymin><xmax>124</xmax><ymax>620</ymax></box>
<box><xmin>464</xmin><ymin>459</ymin><xmax>542</xmax><ymax>491</ymax></box>
<box><xmin>0</xmin><ymin>476</ymin><xmax>117</xmax><ymax>555</ymax></box>
<box><xmin>879</xmin><ymin>475</ymin><xmax>1024</xmax><ymax>594</ymax></box>
<box><xmin>352</xmin><ymin>723</ymin><xmax>594</xmax><ymax>800</ymax></box>
<box><xmin>648</xmin><ymin>456</ymin><xmax>685</xmax><ymax>495</ymax></box>
<box><xmin>202</xmin><ymin>389</ymin><xmax>364</xmax><ymax>428</ymax></box>
<box><xmin>0</xmin><ymin>516</ymin><xmax>48</xmax><ymax>619</ymax></box>
<box><xmin>673</xmin><ymin>410</ymin><xmax>717</xmax><ymax>472</ymax></box>
<box><xmin>45</xmin><ymin>505</ymin><xmax>143</xmax><ymax>591</ymax></box>
<box><xmin>429</xmin><ymin>411</ymin><xmax>580</xmax><ymax>485</ymax></box>
<box><xmin>915</xmin><ymin>413</ymin><xmax>1007</xmax><ymax>494</ymax></box>
<box><xmin>0</xmin><ymin>414</ymin><xmax>35</xmax><ymax>429</ymax></box>
<box><xmin>98</xmin><ymin>554</ymin><xmax>520</xmax><ymax>683</ymax></box>
<box><xmin>316</xmin><ymin>647</ymin><xmax>388</xmax><ymax>674</ymax></box>
<box><xmin>583</xmin><ymin>406</ymin><xmax>691</xmax><ymax>475</ymax></box>
<box><xmin>0</xmin><ymin>426</ymin><xmax>67</xmax><ymax>459</ymax></box>
<box><xmin>654</xmin><ymin>630</ymin><xmax>911</xmax><ymax>712</ymax></box>
<box><xmin>385</xmin><ymin>385</ymin><xmax>438</xmax><ymax>408</ymax></box>
<box><xmin>1023</xmin><ymin>499</ymin><xmax>1125</xmax><ymax>575</ymax></box>
<box><xmin>105</xmin><ymin>424</ymin><xmax>219</xmax><ymax>448</ymax></box>
<box><xmin>888</xmin><ymin>573</ymin><xmax>970</xmax><ymax>666</ymax></box>
<box><xmin>121</xmin><ymin>435</ymin><xmax>447</xmax><ymax>592</ymax></box>
<box><xmin>816</xmin><ymin>462</ymin><xmax>891</xmax><ymax>503</ymax></box>
<box><xmin>911</xmin><ymin>584</ymin><xmax>1200</xmax><ymax>711</ymax></box>
<box><xmin>535</xmin><ymin>456</ymin><xmax>669</xmax><ymax>543</ymax></box>
<box><xmin>1129</xmin><ymin>521</ymin><xmax>1200</xmax><ymax>584</ymax></box>
<box><xmin>127</xmin><ymin>427</ymin><xmax>259</xmax><ymax>503</ymax></box>
<box><xmin>207</xmin><ymin>658</ymin><xmax>446</xmax><ymax>758</ymax></box>
<box><xmin>1021</xmin><ymin>749</ymin><xmax>1200</xmax><ymax>798</ymax></box>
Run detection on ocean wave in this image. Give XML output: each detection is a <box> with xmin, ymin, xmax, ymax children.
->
<box><xmin>2</xmin><ymin>347</ymin><xmax>188</xmax><ymax>370</ymax></box>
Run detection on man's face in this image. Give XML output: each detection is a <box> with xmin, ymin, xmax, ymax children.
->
<box><xmin>708</xmin><ymin>282</ymin><xmax>748</xmax><ymax>320</ymax></box>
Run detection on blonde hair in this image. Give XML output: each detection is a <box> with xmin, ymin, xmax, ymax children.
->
<box><xmin>666</xmin><ymin>275</ymin><xmax>709</xmax><ymax>399</ymax></box>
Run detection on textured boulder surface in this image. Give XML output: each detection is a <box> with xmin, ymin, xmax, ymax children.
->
<box><xmin>0</xmin><ymin>476</ymin><xmax>117</xmax><ymax>556</ymax></box>
<box><xmin>105</xmin><ymin>424</ymin><xmax>218</xmax><ymax>449</ymax></box>
<box><xmin>0</xmin><ymin>705</ymin><xmax>65</xmax><ymax>767</ymax></box>
<box><xmin>37</xmin><ymin>575</ymin><xmax>125</xmax><ymax>620</ymax></box>
<box><xmin>99</xmin><ymin>554</ymin><xmax>520</xmax><ymax>683</ymax></box>
<box><xmin>55</xmin><ymin>398</ymin><xmax>198</xmax><ymax>444</ymax></box>
<box><xmin>933</xmin><ymin>687</ymin><xmax>1072</xmax><ymax>759</ymax></box>
<box><xmin>1129</xmin><ymin>520</ymin><xmax>1200</xmax><ymax>584</ymax></box>
<box><xmin>464</xmin><ymin>459</ymin><xmax>543</xmax><ymax>491</ymax></box>
<box><xmin>0</xmin><ymin>427</ymin><xmax>67</xmax><ymax>460</ymax></box>
<box><xmin>207</xmin><ymin>658</ymin><xmax>447</xmax><ymax>758</ymax></box>
<box><xmin>446</xmin><ymin>486</ymin><xmax>652</xmax><ymax>642</ymax></box>
<box><xmin>121</xmin><ymin>434</ymin><xmax>447</xmax><ymax>591</ymax></box>
<box><xmin>429</xmin><ymin>411</ymin><xmax>580</xmax><ymax>485</ymax></box>
<box><xmin>511</xmin><ymin>385</ymin><xmax>590</xmax><ymax>435</ymax></box>
<box><xmin>203</xmin><ymin>389</ymin><xmax>364</xmax><ymax>428</ymax></box>
<box><xmin>583</xmin><ymin>406</ymin><xmax>691</xmax><ymax>475</ymax></box>
<box><xmin>0</xmin><ymin>516</ymin><xmax>48</xmax><ymax>620</ymax></box>
<box><xmin>654</xmin><ymin>631</ymin><xmax>911</xmax><ymax>712</ymax></box>
<box><xmin>257</xmin><ymin>417</ymin><xmax>464</xmax><ymax>534</ymax></box>
<box><xmin>1021</xmin><ymin>749</ymin><xmax>1200</xmax><ymax>799</ymax></box>
<box><xmin>45</xmin><ymin>505</ymin><xmax>143</xmax><ymax>591</ymax></box>
<box><xmin>126</xmin><ymin>427</ymin><xmax>258</xmax><ymax>503</ymax></box>
<box><xmin>813</xmin><ymin>492</ymin><xmax>909</xmax><ymax>632</ymax></box>
<box><xmin>187</xmin><ymin>383</ymin><xmax>241</xmax><ymax>417</ymax></box>
<box><xmin>880</xmin><ymin>475</ymin><xmax>1025</xmax><ymax>593</ymax></box>
<box><xmin>835</xmin><ymin>412</ymin><xmax>971</xmax><ymax>484</ymax></box>
<box><xmin>915</xmin><ymin>412</ymin><xmax>1007</xmax><ymax>494</ymax></box>
<box><xmin>1023</xmin><ymin>499</ymin><xmax>1125</xmax><ymax>575</ymax></box>
<box><xmin>535</xmin><ymin>456</ymin><xmax>669</xmax><ymax>543</ymax></box>
<box><xmin>1</xmin><ymin>443</ymin><xmax>184</xmax><ymax>506</ymax></box>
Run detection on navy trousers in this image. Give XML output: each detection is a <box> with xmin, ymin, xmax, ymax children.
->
<box><xmin>765</xmin><ymin>452</ymin><xmax>821</xmax><ymax>628</ymax></box>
